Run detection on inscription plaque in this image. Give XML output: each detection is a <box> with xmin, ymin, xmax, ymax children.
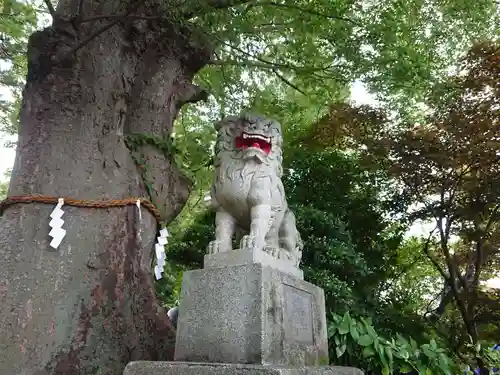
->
<box><xmin>283</xmin><ymin>284</ymin><xmax>314</xmax><ymax>344</ymax></box>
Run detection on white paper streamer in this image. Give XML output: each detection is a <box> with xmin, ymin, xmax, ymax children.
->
<box><xmin>49</xmin><ymin>198</ymin><xmax>66</xmax><ymax>249</ymax></box>
<box><xmin>136</xmin><ymin>199</ymin><xmax>142</xmax><ymax>222</ymax></box>
<box><xmin>154</xmin><ymin>227</ymin><xmax>170</xmax><ymax>280</ymax></box>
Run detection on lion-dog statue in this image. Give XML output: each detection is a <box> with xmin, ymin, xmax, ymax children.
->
<box><xmin>207</xmin><ymin>112</ymin><xmax>303</xmax><ymax>267</ymax></box>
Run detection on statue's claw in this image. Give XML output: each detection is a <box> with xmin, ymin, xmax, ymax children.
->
<box><xmin>207</xmin><ymin>240</ymin><xmax>225</xmax><ymax>254</ymax></box>
<box><xmin>240</xmin><ymin>235</ymin><xmax>255</xmax><ymax>249</ymax></box>
<box><xmin>241</xmin><ymin>235</ymin><xmax>265</xmax><ymax>250</ymax></box>
<box><xmin>264</xmin><ymin>246</ymin><xmax>280</xmax><ymax>258</ymax></box>
<box><xmin>278</xmin><ymin>248</ymin><xmax>294</xmax><ymax>261</ymax></box>
<box><xmin>263</xmin><ymin>247</ymin><xmax>293</xmax><ymax>262</ymax></box>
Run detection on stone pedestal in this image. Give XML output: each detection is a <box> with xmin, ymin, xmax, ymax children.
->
<box><xmin>174</xmin><ymin>262</ymin><xmax>328</xmax><ymax>366</ymax></box>
<box><xmin>204</xmin><ymin>247</ymin><xmax>304</xmax><ymax>279</ymax></box>
<box><xmin>124</xmin><ymin>362</ymin><xmax>364</xmax><ymax>375</ymax></box>
<box><xmin>122</xmin><ymin>247</ymin><xmax>365</xmax><ymax>375</ymax></box>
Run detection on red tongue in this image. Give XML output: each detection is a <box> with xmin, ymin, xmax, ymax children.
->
<box><xmin>252</xmin><ymin>142</ymin><xmax>260</xmax><ymax>148</ymax></box>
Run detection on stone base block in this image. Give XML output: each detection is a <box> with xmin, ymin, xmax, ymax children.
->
<box><xmin>174</xmin><ymin>264</ymin><xmax>327</xmax><ymax>366</ymax></box>
<box><xmin>204</xmin><ymin>248</ymin><xmax>303</xmax><ymax>279</ymax></box>
<box><xmin>123</xmin><ymin>362</ymin><xmax>364</xmax><ymax>375</ymax></box>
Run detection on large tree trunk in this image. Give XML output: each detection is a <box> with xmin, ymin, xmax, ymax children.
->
<box><xmin>0</xmin><ymin>1</ymin><xmax>210</xmax><ymax>374</ymax></box>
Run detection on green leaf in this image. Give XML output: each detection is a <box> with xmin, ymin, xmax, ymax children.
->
<box><xmin>385</xmin><ymin>346</ymin><xmax>394</xmax><ymax>365</ymax></box>
<box><xmin>327</xmin><ymin>324</ymin><xmax>337</xmax><ymax>338</ymax></box>
<box><xmin>336</xmin><ymin>343</ymin><xmax>347</xmax><ymax>358</ymax></box>
<box><xmin>334</xmin><ymin>335</ymin><xmax>341</xmax><ymax>346</ymax></box>
<box><xmin>362</xmin><ymin>346</ymin><xmax>376</xmax><ymax>357</ymax></box>
<box><xmin>366</xmin><ymin>325</ymin><xmax>378</xmax><ymax>339</ymax></box>
<box><xmin>349</xmin><ymin>322</ymin><xmax>360</xmax><ymax>341</ymax></box>
<box><xmin>430</xmin><ymin>339</ymin><xmax>437</xmax><ymax>350</ymax></box>
<box><xmin>421</xmin><ymin>344</ymin><xmax>436</xmax><ymax>359</ymax></box>
<box><xmin>394</xmin><ymin>348</ymin><xmax>409</xmax><ymax>360</ymax></box>
<box><xmin>357</xmin><ymin>334</ymin><xmax>374</xmax><ymax>347</ymax></box>
<box><xmin>399</xmin><ymin>365</ymin><xmax>413</xmax><ymax>374</ymax></box>
<box><xmin>338</xmin><ymin>312</ymin><xmax>351</xmax><ymax>335</ymax></box>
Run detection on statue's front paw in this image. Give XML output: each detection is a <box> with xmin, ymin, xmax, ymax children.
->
<box><xmin>241</xmin><ymin>235</ymin><xmax>265</xmax><ymax>250</ymax></box>
<box><xmin>278</xmin><ymin>249</ymin><xmax>294</xmax><ymax>261</ymax></box>
<box><xmin>264</xmin><ymin>247</ymin><xmax>294</xmax><ymax>262</ymax></box>
<box><xmin>240</xmin><ymin>235</ymin><xmax>255</xmax><ymax>249</ymax></box>
<box><xmin>207</xmin><ymin>240</ymin><xmax>224</xmax><ymax>254</ymax></box>
<box><xmin>264</xmin><ymin>246</ymin><xmax>280</xmax><ymax>258</ymax></box>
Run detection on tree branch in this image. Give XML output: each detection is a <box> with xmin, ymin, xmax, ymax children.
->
<box><xmin>43</xmin><ymin>0</ymin><xmax>56</xmax><ymax>17</ymax></box>
<box><xmin>183</xmin><ymin>0</ymin><xmax>254</xmax><ymax>19</ymax></box>
<box><xmin>260</xmin><ymin>1</ymin><xmax>362</xmax><ymax>27</ymax></box>
<box><xmin>484</xmin><ymin>203</ymin><xmax>500</xmax><ymax>233</ymax></box>
<box><xmin>238</xmin><ymin>21</ymin><xmax>294</xmax><ymax>34</ymax></box>
<box><xmin>422</xmin><ymin>226</ymin><xmax>449</xmax><ymax>281</ymax></box>
<box><xmin>209</xmin><ymin>58</ymin><xmax>333</xmax><ymax>75</ymax></box>
<box><xmin>79</xmin><ymin>14</ymin><xmax>161</xmax><ymax>23</ymax></box>
<box><xmin>471</xmin><ymin>203</ymin><xmax>499</xmax><ymax>287</ymax></box>
<box><xmin>271</xmin><ymin>68</ymin><xmax>307</xmax><ymax>95</ymax></box>
<box><xmin>209</xmin><ymin>39</ymin><xmax>332</xmax><ymax>74</ymax></box>
<box><xmin>440</xmin><ymin>227</ymin><xmax>480</xmax><ymax>345</ymax></box>
<box><xmin>424</xmin><ymin>289</ymin><xmax>447</xmax><ymax>317</ymax></box>
<box><xmin>210</xmin><ymin>59</ymin><xmax>277</xmax><ymax>69</ymax></box>
<box><xmin>56</xmin><ymin>1</ymin><xmax>146</xmax><ymax>62</ymax></box>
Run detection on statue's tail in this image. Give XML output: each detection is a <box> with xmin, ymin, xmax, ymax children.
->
<box><xmin>282</xmin><ymin>208</ymin><xmax>303</xmax><ymax>267</ymax></box>
<box><xmin>295</xmin><ymin>231</ymin><xmax>304</xmax><ymax>267</ymax></box>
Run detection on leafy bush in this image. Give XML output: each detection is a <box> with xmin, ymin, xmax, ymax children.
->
<box><xmin>463</xmin><ymin>341</ymin><xmax>500</xmax><ymax>375</ymax></box>
<box><xmin>328</xmin><ymin>312</ymin><xmax>456</xmax><ymax>375</ymax></box>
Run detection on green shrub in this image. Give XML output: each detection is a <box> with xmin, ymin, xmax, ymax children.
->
<box><xmin>328</xmin><ymin>312</ymin><xmax>456</xmax><ymax>375</ymax></box>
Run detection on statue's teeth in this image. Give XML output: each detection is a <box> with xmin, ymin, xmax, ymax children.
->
<box><xmin>242</xmin><ymin>133</ymin><xmax>270</xmax><ymax>143</ymax></box>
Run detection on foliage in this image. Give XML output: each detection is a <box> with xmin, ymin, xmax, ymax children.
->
<box><xmin>1</xmin><ymin>0</ymin><xmax>498</xmax><ymax>144</ymax></box>
<box><xmin>0</xmin><ymin>180</ymin><xmax>7</xmax><ymax>199</ymax></box>
<box><xmin>304</xmin><ymin>42</ymin><xmax>500</xmax><ymax>360</ymax></box>
<box><xmin>310</xmin><ymin>40</ymin><xmax>500</xmax><ymax>362</ymax></box>
<box><xmin>0</xmin><ymin>0</ymin><xmax>38</xmax><ymax>137</ymax></box>
<box><xmin>154</xmin><ymin>262</ymin><xmax>183</xmax><ymax>308</ymax></box>
<box><xmin>381</xmin><ymin>237</ymin><xmax>442</xmax><ymax>317</ymax></box>
<box><xmin>281</xmin><ymin>148</ymin><xmax>406</xmax><ymax>317</ymax></box>
<box><xmin>463</xmin><ymin>341</ymin><xmax>500</xmax><ymax>374</ymax></box>
<box><xmin>193</xmin><ymin>0</ymin><xmax>498</xmax><ymax>117</ymax></box>
<box><xmin>123</xmin><ymin>133</ymin><xmax>178</xmax><ymax>206</ymax></box>
<box><xmin>0</xmin><ymin>167</ymin><xmax>11</xmax><ymax>199</ymax></box>
<box><xmin>380</xmin><ymin>41</ymin><xmax>500</xmax><ymax>355</ymax></box>
<box><xmin>307</xmin><ymin>102</ymin><xmax>387</xmax><ymax>152</ymax></box>
<box><xmin>124</xmin><ymin>133</ymin><xmax>177</xmax><ymax>159</ymax></box>
<box><xmin>328</xmin><ymin>312</ymin><xmax>456</xmax><ymax>375</ymax></box>
<box><xmin>173</xmin><ymin>105</ymin><xmax>217</xmax><ymax>192</ymax></box>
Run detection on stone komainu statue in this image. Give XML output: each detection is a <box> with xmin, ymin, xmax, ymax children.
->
<box><xmin>208</xmin><ymin>113</ymin><xmax>303</xmax><ymax>267</ymax></box>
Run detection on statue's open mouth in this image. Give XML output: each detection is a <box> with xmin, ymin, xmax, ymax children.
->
<box><xmin>235</xmin><ymin>132</ymin><xmax>271</xmax><ymax>154</ymax></box>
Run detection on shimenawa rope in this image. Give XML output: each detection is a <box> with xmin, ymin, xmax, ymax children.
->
<box><xmin>0</xmin><ymin>195</ymin><xmax>164</xmax><ymax>223</ymax></box>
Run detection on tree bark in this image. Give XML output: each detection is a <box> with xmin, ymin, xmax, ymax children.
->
<box><xmin>0</xmin><ymin>1</ymin><xmax>210</xmax><ymax>374</ymax></box>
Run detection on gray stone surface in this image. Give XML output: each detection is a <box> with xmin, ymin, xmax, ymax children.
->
<box><xmin>174</xmin><ymin>264</ymin><xmax>328</xmax><ymax>366</ymax></box>
<box><xmin>124</xmin><ymin>361</ymin><xmax>364</xmax><ymax>375</ymax></box>
<box><xmin>204</xmin><ymin>247</ymin><xmax>304</xmax><ymax>279</ymax></box>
